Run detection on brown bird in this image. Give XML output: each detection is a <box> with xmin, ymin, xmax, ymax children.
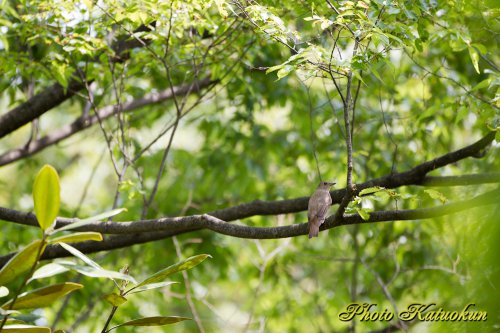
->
<box><xmin>308</xmin><ymin>181</ymin><xmax>336</xmax><ymax>238</ymax></box>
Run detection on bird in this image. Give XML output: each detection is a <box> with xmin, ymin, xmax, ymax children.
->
<box><xmin>308</xmin><ymin>181</ymin><xmax>336</xmax><ymax>238</ymax></box>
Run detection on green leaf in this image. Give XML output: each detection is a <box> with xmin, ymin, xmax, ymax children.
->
<box><xmin>49</xmin><ymin>232</ymin><xmax>103</xmax><ymax>244</ymax></box>
<box><xmin>103</xmin><ymin>293</ymin><xmax>128</xmax><ymax>307</ymax></box>
<box><xmin>54</xmin><ymin>208</ymin><xmax>126</xmax><ymax>233</ymax></box>
<box><xmin>1</xmin><ymin>282</ymin><xmax>83</xmax><ymax>310</ymax></box>
<box><xmin>127</xmin><ymin>281</ymin><xmax>179</xmax><ymax>295</ymax></box>
<box><xmin>468</xmin><ymin>46</ymin><xmax>480</xmax><ymax>74</ymax></box>
<box><xmin>57</xmin><ymin>262</ymin><xmax>136</xmax><ymax>282</ymax></box>
<box><xmin>471</xmin><ymin>78</ymin><xmax>492</xmax><ymax>91</ymax></box>
<box><xmin>33</xmin><ymin>164</ymin><xmax>60</xmax><ymax>231</ymax></box>
<box><xmin>0</xmin><ymin>240</ymin><xmax>46</xmax><ymax>286</ymax></box>
<box><xmin>424</xmin><ymin>189</ymin><xmax>447</xmax><ymax>204</ymax></box>
<box><xmin>0</xmin><ymin>286</ymin><xmax>9</xmax><ymax>298</ymax></box>
<box><xmin>359</xmin><ymin>187</ymin><xmax>384</xmax><ymax>196</ymax></box>
<box><xmin>355</xmin><ymin>207</ymin><xmax>371</xmax><ymax>221</ymax></box>
<box><xmin>108</xmin><ymin>316</ymin><xmax>191</xmax><ymax>331</ymax></box>
<box><xmin>0</xmin><ymin>325</ymin><xmax>51</xmax><ymax>332</ymax></box>
<box><xmin>58</xmin><ymin>242</ymin><xmax>102</xmax><ymax>270</ymax></box>
<box><xmin>127</xmin><ymin>254</ymin><xmax>210</xmax><ymax>293</ymax></box>
<box><xmin>57</xmin><ymin>244</ymin><xmax>137</xmax><ymax>283</ymax></box>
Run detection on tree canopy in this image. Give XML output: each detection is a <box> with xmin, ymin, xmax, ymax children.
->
<box><xmin>0</xmin><ymin>0</ymin><xmax>499</xmax><ymax>332</ymax></box>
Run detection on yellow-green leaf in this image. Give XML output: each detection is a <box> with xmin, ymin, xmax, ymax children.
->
<box><xmin>33</xmin><ymin>164</ymin><xmax>60</xmax><ymax>231</ymax></box>
<box><xmin>127</xmin><ymin>254</ymin><xmax>210</xmax><ymax>293</ymax></box>
<box><xmin>103</xmin><ymin>293</ymin><xmax>128</xmax><ymax>307</ymax></box>
<box><xmin>468</xmin><ymin>46</ymin><xmax>480</xmax><ymax>74</ymax></box>
<box><xmin>49</xmin><ymin>232</ymin><xmax>103</xmax><ymax>244</ymax></box>
<box><xmin>108</xmin><ymin>316</ymin><xmax>190</xmax><ymax>331</ymax></box>
<box><xmin>0</xmin><ymin>325</ymin><xmax>51</xmax><ymax>332</ymax></box>
<box><xmin>1</xmin><ymin>282</ymin><xmax>83</xmax><ymax>310</ymax></box>
<box><xmin>0</xmin><ymin>240</ymin><xmax>46</xmax><ymax>286</ymax></box>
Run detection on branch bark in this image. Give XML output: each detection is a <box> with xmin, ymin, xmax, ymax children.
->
<box><xmin>0</xmin><ymin>186</ymin><xmax>498</xmax><ymax>267</ymax></box>
<box><xmin>0</xmin><ymin>132</ymin><xmax>496</xmax><ymax>267</ymax></box>
<box><xmin>0</xmin><ymin>24</ymin><xmax>155</xmax><ymax>139</ymax></box>
<box><xmin>0</xmin><ymin>77</ymin><xmax>216</xmax><ymax>167</ymax></box>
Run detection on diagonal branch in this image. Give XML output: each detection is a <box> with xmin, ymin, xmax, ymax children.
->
<box><xmin>0</xmin><ymin>186</ymin><xmax>498</xmax><ymax>267</ymax></box>
<box><xmin>0</xmin><ymin>77</ymin><xmax>216</xmax><ymax>167</ymax></box>
<box><xmin>0</xmin><ymin>24</ymin><xmax>155</xmax><ymax>139</ymax></box>
<box><xmin>0</xmin><ymin>132</ymin><xmax>496</xmax><ymax>231</ymax></box>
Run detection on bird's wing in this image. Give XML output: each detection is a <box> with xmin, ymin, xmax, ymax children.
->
<box><xmin>315</xmin><ymin>204</ymin><xmax>330</xmax><ymax>224</ymax></box>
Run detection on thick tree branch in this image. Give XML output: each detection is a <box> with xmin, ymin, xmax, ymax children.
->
<box><xmin>0</xmin><ymin>132</ymin><xmax>496</xmax><ymax>266</ymax></box>
<box><xmin>0</xmin><ymin>77</ymin><xmax>216</xmax><ymax>167</ymax></box>
<box><xmin>0</xmin><ymin>186</ymin><xmax>497</xmax><ymax>267</ymax></box>
<box><xmin>0</xmin><ymin>24</ymin><xmax>155</xmax><ymax>139</ymax></box>
<box><xmin>0</xmin><ymin>132</ymin><xmax>496</xmax><ymax>230</ymax></box>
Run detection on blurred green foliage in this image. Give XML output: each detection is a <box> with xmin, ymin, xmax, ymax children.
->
<box><xmin>0</xmin><ymin>0</ymin><xmax>499</xmax><ymax>332</ymax></box>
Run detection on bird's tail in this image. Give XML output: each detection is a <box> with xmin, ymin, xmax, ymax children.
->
<box><xmin>308</xmin><ymin>225</ymin><xmax>319</xmax><ymax>238</ymax></box>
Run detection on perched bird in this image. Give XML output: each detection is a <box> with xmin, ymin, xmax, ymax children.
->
<box><xmin>308</xmin><ymin>181</ymin><xmax>336</xmax><ymax>238</ymax></box>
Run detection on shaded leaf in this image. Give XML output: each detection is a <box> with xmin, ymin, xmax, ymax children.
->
<box><xmin>0</xmin><ymin>240</ymin><xmax>46</xmax><ymax>286</ymax></box>
<box><xmin>1</xmin><ymin>282</ymin><xmax>83</xmax><ymax>310</ymax></box>
<box><xmin>108</xmin><ymin>316</ymin><xmax>190</xmax><ymax>331</ymax></box>
<box><xmin>0</xmin><ymin>325</ymin><xmax>51</xmax><ymax>332</ymax></box>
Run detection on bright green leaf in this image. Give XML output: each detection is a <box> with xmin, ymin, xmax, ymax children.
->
<box><xmin>49</xmin><ymin>232</ymin><xmax>103</xmax><ymax>244</ymax></box>
<box><xmin>33</xmin><ymin>165</ymin><xmax>60</xmax><ymax>231</ymax></box>
<box><xmin>128</xmin><ymin>254</ymin><xmax>210</xmax><ymax>293</ymax></box>
<box><xmin>359</xmin><ymin>187</ymin><xmax>384</xmax><ymax>196</ymax></box>
<box><xmin>1</xmin><ymin>282</ymin><xmax>83</xmax><ymax>310</ymax></box>
<box><xmin>355</xmin><ymin>207</ymin><xmax>371</xmax><ymax>221</ymax></box>
<box><xmin>0</xmin><ymin>240</ymin><xmax>46</xmax><ymax>286</ymax></box>
<box><xmin>468</xmin><ymin>46</ymin><xmax>480</xmax><ymax>74</ymax></box>
<box><xmin>424</xmin><ymin>189</ymin><xmax>448</xmax><ymax>204</ymax></box>
<box><xmin>103</xmin><ymin>293</ymin><xmax>128</xmax><ymax>307</ymax></box>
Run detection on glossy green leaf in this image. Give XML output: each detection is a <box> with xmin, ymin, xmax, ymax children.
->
<box><xmin>108</xmin><ymin>316</ymin><xmax>191</xmax><ymax>331</ymax></box>
<box><xmin>57</xmin><ymin>262</ymin><xmax>135</xmax><ymax>282</ymax></box>
<box><xmin>33</xmin><ymin>164</ymin><xmax>60</xmax><ymax>231</ymax></box>
<box><xmin>128</xmin><ymin>254</ymin><xmax>210</xmax><ymax>293</ymax></box>
<box><xmin>54</xmin><ymin>208</ymin><xmax>126</xmax><ymax>233</ymax></box>
<box><xmin>49</xmin><ymin>232</ymin><xmax>103</xmax><ymax>244</ymax></box>
<box><xmin>29</xmin><ymin>262</ymin><xmax>70</xmax><ymax>282</ymax></box>
<box><xmin>1</xmin><ymin>282</ymin><xmax>83</xmax><ymax>310</ymax></box>
<box><xmin>57</xmin><ymin>243</ymin><xmax>137</xmax><ymax>283</ymax></box>
<box><xmin>0</xmin><ymin>240</ymin><xmax>46</xmax><ymax>286</ymax></box>
<box><xmin>102</xmin><ymin>293</ymin><xmax>128</xmax><ymax>307</ymax></box>
<box><xmin>0</xmin><ymin>325</ymin><xmax>51</xmax><ymax>332</ymax></box>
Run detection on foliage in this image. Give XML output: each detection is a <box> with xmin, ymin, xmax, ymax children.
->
<box><xmin>0</xmin><ymin>0</ymin><xmax>498</xmax><ymax>332</ymax></box>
